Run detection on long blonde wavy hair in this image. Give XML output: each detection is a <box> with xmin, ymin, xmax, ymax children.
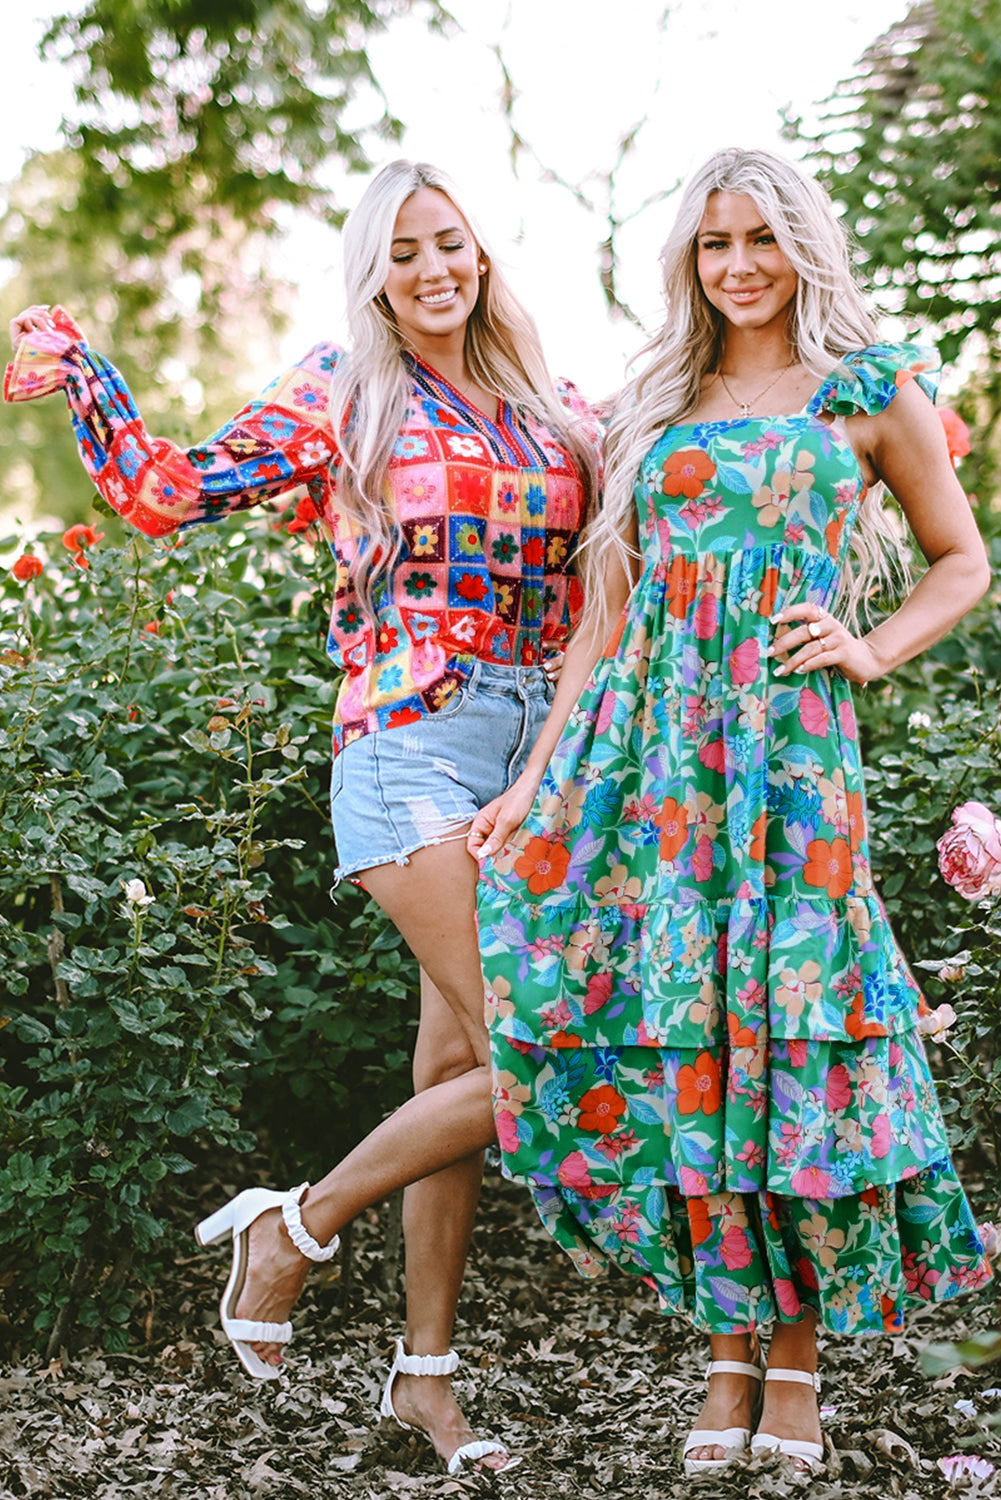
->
<box><xmin>327</xmin><ymin>159</ymin><xmax>598</xmax><ymax>614</ymax></box>
<box><xmin>582</xmin><ymin>146</ymin><xmax>907</xmax><ymax>635</ymax></box>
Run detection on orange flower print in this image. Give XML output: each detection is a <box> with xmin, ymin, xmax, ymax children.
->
<box><xmin>757</xmin><ymin>566</ymin><xmax>779</xmax><ymax>617</ymax></box>
<box><xmin>749</xmin><ymin>810</ymin><xmax>767</xmax><ymax>862</ymax></box>
<box><xmin>661</xmin><ymin>448</ymin><xmax>715</xmax><ymax>499</ymax></box>
<box><xmin>577</xmin><ymin>1084</ymin><xmax>627</xmax><ymax>1134</ymax></box>
<box><xmin>664</xmin><ymin>555</ymin><xmax>699</xmax><ymax>620</ymax></box>
<box><xmin>676</xmin><ymin>1052</ymin><xmax>722</xmax><ymax>1115</ymax></box>
<box><xmin>845</xmin><ymin>789</ymin><xmax>866</xmax><ymax>853</ymax></box>
<box><xmin>514</xmin><ymin>836</ymin><xmax>570</xmax><ymax>895</ymax></box>
<box><xmin>845</xmin><ymin>991</ymin><xmax>888</xmax><ymax>1041</ymax></box>
<box><xmin>550</xmin><ymin>1029</ymin><xmax>583</xmax><ymax>1049</ymax></box>
<box><xmin>686</xmin><ymin>1195</ymin><xmax>713</xmax><ymax>1246</ymax></box>
<box><xmin>803</xmin><ymin>836</ymin><xmax>853</xmax><ymax>897</ymax></box>
<box><xmin>657</xmin><ymin>797</ymin><xmax>690</xmax><ymax>862</ymax></box>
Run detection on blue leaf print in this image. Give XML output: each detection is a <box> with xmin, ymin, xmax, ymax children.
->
<box><xmin>627</xmin><ymin>1096</ymin><xmax>665</xmax><ymax>1126</ymax></box>
<box><xmin>583</xmin><ymin>781</ymin><xmax>622</xmax><ymax>827</ymax></box>
<box><xmin>645</xmin><ymin>1186</ymin><xmax>666</xmax><ymax>1224</ymax></box>
<box><xmin>715</xmin><ymin>462</ymin><xmax>754</xmax><ymax>494</ymax></box>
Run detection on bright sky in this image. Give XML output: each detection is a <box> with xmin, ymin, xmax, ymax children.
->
<box><xmin>1</xmin><ymin>0</ymin><xmax>910</xmax><ymax>399</ymax></box>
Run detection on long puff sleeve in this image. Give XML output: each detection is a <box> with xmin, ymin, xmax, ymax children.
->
<box><xmin>4</xmin><ymin>307</ymin><xmax>341</xmax><ymax>538</ymax></box>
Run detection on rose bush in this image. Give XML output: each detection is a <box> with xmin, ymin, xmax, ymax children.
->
<box><xmin>0</xmin><ymin>514</ymin><xmax>417</xmax><ymax>1354</ymax></box>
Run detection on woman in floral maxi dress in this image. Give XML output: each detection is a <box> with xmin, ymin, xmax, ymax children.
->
<box><xmin>469</xmin><ymin>148</ymin><xmax>992</xmax><ymax>1473</ymax></box>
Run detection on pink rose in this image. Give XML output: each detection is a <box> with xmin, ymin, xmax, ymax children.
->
<box><xmin>936</xmin><ymin>800</ymin><xmax>1001</xmax><ymax>900</ymax></box>
<box><xmin>978</xmin><ymin>1221</ymin><xmax>1000</xmax><ymax>1258</ymax></box>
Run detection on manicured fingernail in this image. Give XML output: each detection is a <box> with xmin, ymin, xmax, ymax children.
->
<box><xmin>765</xmin><ymin>646</ymin><xmax>775</xmax><ymax>658</ymax></box>
<box><xmin>770</xmin><ymin>613</ymin><xmax>785</xmax><ymax>623</ymax></box>
<box><xmin>774</xmin><ymin>665</ymin><xmax>788</xmax><ymax>676</ymax></box>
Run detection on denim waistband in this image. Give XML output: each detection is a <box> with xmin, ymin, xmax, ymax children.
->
<box><xmin>468</xmin><ymin>659</ymin><xmax>552</xmax><ymax>697</ymax></box>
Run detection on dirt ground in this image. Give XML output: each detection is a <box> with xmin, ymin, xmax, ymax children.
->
<box><xmin>1</xmin><ymin>1173</ymin><xmax>998</xmax><ymax>1500</ymax></box>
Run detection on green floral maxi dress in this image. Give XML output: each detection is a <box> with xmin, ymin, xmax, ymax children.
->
<box><xmin>476</xmin><ymin>346</ymin><xmax>991</xmax><ymax>1335</ymax></box>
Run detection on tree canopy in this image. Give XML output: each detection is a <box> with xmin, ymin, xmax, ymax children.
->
<box><xmin>0</xmin><ymin>0</ymin><xmax>449</xmax><ymax>521</ymax></box>
<box><xmin>788</xmin><ymin>0</ymin><xmax>1001</xmax><ymax>367</ymax></box>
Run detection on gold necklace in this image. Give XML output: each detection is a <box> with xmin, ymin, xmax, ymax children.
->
<box><xmin>716</xmin><ymin>361</ymin><xmax>794</xmax><ymax>419</ymax></box>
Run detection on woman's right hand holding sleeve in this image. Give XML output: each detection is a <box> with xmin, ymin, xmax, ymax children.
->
<box><xmin>10</xmin><ymin>305</ymin><xmax>57</xmax><ymax>347</ymax></box>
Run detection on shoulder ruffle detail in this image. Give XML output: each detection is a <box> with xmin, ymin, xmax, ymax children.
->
<box><xmin>3</xmin><ymin>305</ymin><xmax>88</xmax><ymax>403</ymax></box>
<box><xmin>809</xmin><ymin>342</ymin><xmax>940</xmax><ymax>419</ymax></box>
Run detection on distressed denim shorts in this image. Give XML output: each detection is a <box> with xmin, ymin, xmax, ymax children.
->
<box><xmin>329</xmin><ymin>660</ymin><xmax>555</xmax><ymax>884</ymax></box>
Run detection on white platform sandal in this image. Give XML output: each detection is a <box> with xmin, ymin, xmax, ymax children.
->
<box><xmin>195</xmin><ymin>1181</ymin><xmax>339</xmax><ymax>1380</ymax></box>
<box><xmin>750</xmin><ymin>1368</ymin><xmax>824</xmax><ymax>1472</ymax></box>
<box><xmin>682</xmin><ymin>1358</ymin><xmax>765</xmax><ymax>1474</ymax></box>
<box><xmin>379</xmin><ymin>1337</ymin><xmax>516</xmax><ymax>1475</ymax></box>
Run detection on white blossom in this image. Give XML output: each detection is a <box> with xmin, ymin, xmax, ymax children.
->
<box><xmin>123</xmin><ymin>878</ymin><xmax>154</xmax><ymax>907</ymax></box>
<box><xmin>908</xmin><ymin>710</ymin><xmax>932</xmax><ymax>732</ymax></box>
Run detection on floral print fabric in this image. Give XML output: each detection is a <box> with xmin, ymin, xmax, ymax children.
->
<box><xmin>477</xmin><ymin>344</ymin><xmax>991</xmax><ymax>1333</ymax></box>
<box><xmin>4</xmin><ymin>309</ymin><xmax>598</xmax><ymax>753</ymax></box>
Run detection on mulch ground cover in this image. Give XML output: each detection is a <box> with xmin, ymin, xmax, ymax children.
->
<box><xmin>1</xmin><ymin>1170</ymin><xmax>998</xmax><ymax>1500</ymax></box>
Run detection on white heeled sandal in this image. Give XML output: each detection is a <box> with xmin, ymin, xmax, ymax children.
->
<box><xmin>195</xmin><ymin>1181</ymin><xmax>339</xmax><ymax>1380</ymax></box>
<box><xmin>750</xmin><ymin>1368</ymin><xmax>824</xmax><ymax>1471</ymax></box>
<box><xmin>379</xmin><ymin>1337</ymin><xmax>516</xmax><ymax>1475</ymax></box>
<box><xmin>683</xmin><ymin>1358</ymin><xmax>765</xmax><ymax>1474</ymax></box>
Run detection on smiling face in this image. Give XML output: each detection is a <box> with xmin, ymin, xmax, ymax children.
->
<box><xmin>695</xmin><ymin>190</ymin><xmax>798</xmax><ymax>335</ymax></box>
<box><xmin>381</xmin><ymin>186</ymin><xmax>483</xmax><ymax>361</ymax></box>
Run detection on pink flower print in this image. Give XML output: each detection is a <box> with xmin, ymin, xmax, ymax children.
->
<box><xmin>292</xmin><ymin>381</ymin><xmax>325</xmax><ymax>410</ymax></box>
<box><xmin>495</xmin><ymin>1108</ymin><xmax>520</xmax><ymax>1155</ymax></box>
<box><xmin>698</xmin><ymin>738</ymin><xmax>726</xmax><ymax>773</ymax></box>
<box><xmin>837</xmin><ymin>698</ymin><xmax>857</xmax><ymax>740</ymax></box>
<box><xmin>692</xmin><ymin>834</ymin><xmax>716</xmax><ymax>882</ymax></box>
<box><xmin>584</xmin><ymin>972</ymin><xmax>613</xmax><ymax>1014</ymax></box>
<box><xmin>774</xmin><ymin>1277</ymin><xmax>804</xmax><ymax>1318</ymax></box>
<box><xmin>729</xmin><ymin>636</ymin><xmax>761</xmax><ymax>685</ymax></box>
<box><xmin>596</xmin><ymin>689</ymin><xmax>616</xmax><ymax>737</ymax></box>
<box><xmin>694</xmin><ymin>591</ymin><xmax>720</xmax><ymax>639</ymax></box>
<box><xmin>799</xmin><ymin>686</ymin><xmax>830</xmax><ymax>737</ymax></box>
<box><xmin>736</xmin><ymin>1140</ymin><xmax>766</xmax><ymax>1170</ymax></box>
<box><xmin>784</xmin><ymin>520</ymin><xmax>805</xmax><ymax>544</ymax></box>
<box><xmin>558</xmin><ymin>1151</ymin><xmax>611</xmax><ymax>1199</ymax></box>
<box><xmin>791</xmin><ymin>1164</ymin><xmax>834</xmax><ymax>1196</ymax></box>
<box><xmin>825</xmin><ymin>1063</ymin><xmax>852</xmax><ymax>1111</ymax></box>
<box><xmin>743</xmin><ymin>430</ymin><xmax>784</xmax><ymax>457</ymax></box>
<box><xmin>902</xmin><ymin>1247</ymin><xmax>942</xmax><ymax>1299</ymax></box>
<box><xmin>611</xmin><ymin>1201</ymin><xmax>644</xmax><ymax>1243</ymax></box>
<box><xmin>721</xmin><ymin>1224</ymin><xmax>754</xmax><ymax>1270</ymax></box>
<box><xmin>776</xmin><ymin>1121</ymin><xmax>804</xmax><ymax>1165</ymax></box>
<box><xmin>870</xmin><ymin>1113</ymin><xmax>891</xmax><ymax>1158</ymax></box>
<box><xmin>679</xmin><ymin>1166</ymin><xmax>709</xmax><ymax>1195</ymax></box>
<box><xmin>594</xmin><ymin>1129</ymin><xmax>639</xmax><ymax>1162</ymax></box>
<box><xmin>623</xmin><ymin>793</ymin><xmax>659</xmax><ymax>823</ymax></box>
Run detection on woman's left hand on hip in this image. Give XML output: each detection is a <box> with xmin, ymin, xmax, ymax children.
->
<box><xmin>768</xmin><ymin>603</ymin><xmax>879</xmax><ymax>687</ymax></box>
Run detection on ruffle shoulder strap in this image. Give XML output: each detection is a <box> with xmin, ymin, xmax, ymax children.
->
<box><xmin>808</xmin><ymin>342</ymin><xmax>940</xmax><ymax>419</ymax></box>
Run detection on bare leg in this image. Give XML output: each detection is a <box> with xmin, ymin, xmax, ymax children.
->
<box><xmin>234</xmin><ymin>838</ymin><xmax>496</xmax><ymax>1370</ymax></box>
<box><xmin>389</xmin><ymin>972</ymin><xmax>503</xmax><ymax>1468</ymax></box>
<box><xmin>757</xmin><ymin>1314</ymin><xmax>822</xmax><ymax>1452</ymax></box>
<box><xmin>687</xmin><ymin>1331</ymin><xmax>761</xmax><ymax>1463</ymax></box>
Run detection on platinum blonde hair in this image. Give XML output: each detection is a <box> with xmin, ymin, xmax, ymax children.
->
<box><xmin>327</xmin><ymin>159</ymin><xmax>597</xmax><ymax>613</ymax></box>
<box><xmin>583</xmin><ymin>146</ymin><xmax>907</xmax><ymax>633</ymax></box>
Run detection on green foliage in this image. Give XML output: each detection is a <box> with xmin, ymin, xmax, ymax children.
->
<box><xmin>855</xmin><ymin>532</ymin><xmax>1001</xmax><ymax>1203</ymax></box>
<box><xmin>788</xmin><ymin>0</ymin><xmax>1001</xmax><ymax>367</ymax></box>
<box><xmin>0</xmin><ymin>517</ymin><xmax>417</xmax><ymax>1353</ymax></box>
<box><xmin>0</xmin><ymin>0</ymin><xmax>451</xmax><ymax>523</ymax></box>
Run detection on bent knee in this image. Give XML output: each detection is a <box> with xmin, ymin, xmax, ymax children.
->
<box><xmin>413</xmin><ymin>1043</ymin><xmax>482</xmax><ymax>1092</ymax></box>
